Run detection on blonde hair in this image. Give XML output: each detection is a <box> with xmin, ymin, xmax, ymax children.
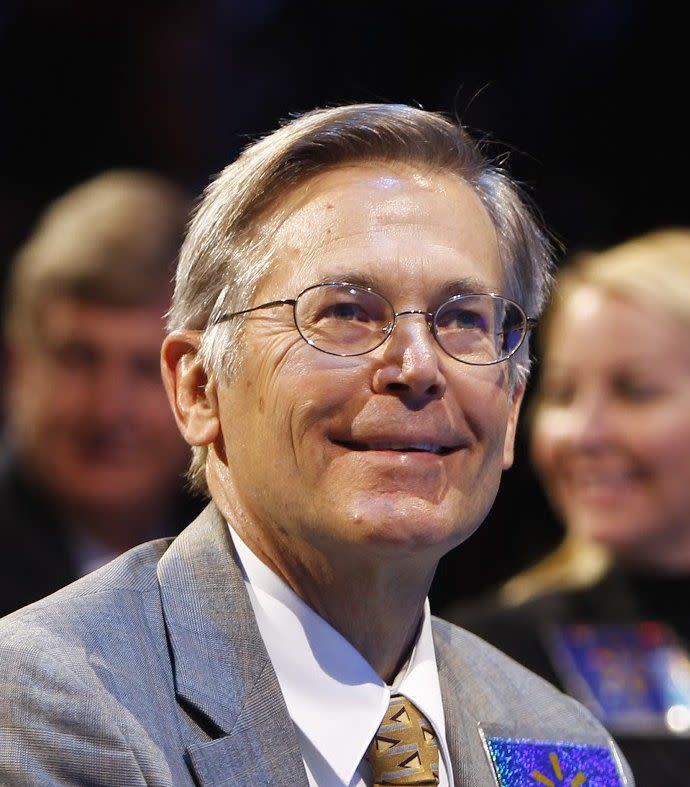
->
<box><xmin>168</xmin><ymin>103</ymin><xmax>556</xmax><ymax>493</ymax></box>
<box><xmin>5</xmin><ymin>169</ymin><xmax>191</xmax><ymax>345</ymax></box>
<box><xmin>538</xmin><ymin>228</ymin><xmax>690</xmax><ymax>354</ymax></box>
<box><xmin>501</xmin><ymin>227</ymin><xmax>690</xmax><ymax>607</ymax></box>
<box><xmin>500</xmin><ymin>534</ymin><xmax>612</xmax><ymax>607</ymax></box>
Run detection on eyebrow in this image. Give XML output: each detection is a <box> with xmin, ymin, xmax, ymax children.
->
<box><xmin>315</xmin><ymin>272</ymin><xmax>498</xmax><ymax>298</ymax></box>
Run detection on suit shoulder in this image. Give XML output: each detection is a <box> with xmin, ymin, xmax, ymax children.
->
<box><xmin>431</xmin><ymin>615</ymin><xmax>600</xmax><ymax>726</ymax></box>
<box><xmin>0</xmin><ymin>536</ymin><xmax>173</xmax><ymax>643</ymax></box>
<box><xmin>431</xmin><ymin>615</ymin><xmax>549</xmax><ymax>681</ymax></box>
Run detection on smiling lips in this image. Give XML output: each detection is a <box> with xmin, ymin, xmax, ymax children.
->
<box><xmin>562</xmin><ymin>463</ymin><xmax>641</xmax><ymax>507</ymax></box>
<box><xmin>331</xmin><ymin>438</ymin><xmax>462</xmax><ymax>456</ymax></box>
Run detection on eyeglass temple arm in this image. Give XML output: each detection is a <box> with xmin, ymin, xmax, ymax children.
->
<box><xmin>211</xmin><ymin>299</ymin><xmax>297</xmax><ymax>326</ymax></box>
<box><xmin>495</xmin><ymin>316</ymin><xmax>538</xmax><ymax>337</ymax></box>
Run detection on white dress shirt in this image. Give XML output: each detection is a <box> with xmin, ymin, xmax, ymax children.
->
<box><xmin>229</xmin><ymin>524</ymin><xmax>454</xmax><ymax>787</ymax></box>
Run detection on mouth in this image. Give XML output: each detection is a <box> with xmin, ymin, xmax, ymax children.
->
<box><xmin>567</xmin><ymin>466</ymin><xmax>640</xmax><ymax>504</ymax></box>
<box><xmin>570</xmin><ymin>463</ymin><xmax>637</xmax><ymax>486</ymax></box>
<box><xmin>331</xmin><ymin>438</ymin><xmax>460</xmax><ymax>456</ymax></box>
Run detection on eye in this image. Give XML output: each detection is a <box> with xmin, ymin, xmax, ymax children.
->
<box><xmin>437</xmin><ymin>306</ymin><xmax>488</xmax><ymax>331</ymax></box>
<box><xmin>51</xmin><ymin>342</ymin><xmax>100</xmax><ymax>372</ymax></box>
<box><xmin>614</xmin><ymin>377</ymin><xmax>664</xmax><ymax>402</ymax></box>
<box><xmin>322</xmin><ymin>300</ymin><xmax>372</xmax><ymax>322</ymax></box>
<box><xmin>538</xmin><ymin>379</ymin><xmax>575</xmax><ymax>407</ymax></box>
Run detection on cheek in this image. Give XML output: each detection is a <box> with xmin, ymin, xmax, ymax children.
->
<box><xmin>529</xmin><ymin>412</ymin><xmax>563</xmax><ymax>482</ymax></box>
<box><xmin>22</xmin><ymin>381</ymin><xmax>83</xmax><ymax>431</ymax></box>
<box><xmin>222</xmin><ymin>339</ymin><xmax>310</xmax><ymax>460</ymax></box>
<box><xmin>43</xmin><ymin>368</ymin><xmax>96</xmax><ymax>420</ymax></box>
<box><xmin>134</xmin><ymin>385</ymin><xmax>179</xmax><ymax>427</ymax></box>
<box><xmin>262</xmin><ymin>342</ymin><xmax>364</xmax><ymax>435</ymax></box>
<box><xmin>10</xmin><ymin>359</ymin><xmax>54</xmax><ymax>422</ymax></box>
<box><xmin>145</xmin><ymin>407</ymin><xmax>186</xmax><ymax>449</ymax></box>
<box><xmin>642</xmin><ymin>416</ymin><xmax>690</xmax><ymax>486</ymax></box>
<box><xmin>466</xmin><ymin>375</ymin><xmax>516</xmax><ymax>450</ymax></box>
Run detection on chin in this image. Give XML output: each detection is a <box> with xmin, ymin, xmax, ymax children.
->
<box><xmin>347</xmin><ymin>495</ymin><xmax>470</xmax><ymax>553</ymax></box>
<box><xmin>57</xmin><ymin>470</ymin><xmax>154</xmax><ymax>511</ymax></box>
<box><xmin>572</xmin><ymin>511</ymin><xmax>642</xmax><ymax>550</ymax></box>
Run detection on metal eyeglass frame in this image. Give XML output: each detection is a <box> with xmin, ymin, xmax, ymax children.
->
<box><xmin>210</xmin><ymin>281</ymin><xmax>538</xmax><ymax>366</ymax></box>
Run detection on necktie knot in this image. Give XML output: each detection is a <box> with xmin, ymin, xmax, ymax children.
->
<box><xmin>365</xmin><ymin>693</ymin><xmax>440</xmax><ymax>785</ymax></box>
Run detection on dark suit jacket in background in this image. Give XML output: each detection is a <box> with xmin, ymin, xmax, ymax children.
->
<box><xmin>443</xmin><ymin>569</ymin><xmax>690</xmax><ymax>787</ymax></box>
<box><xmin>0</xmin><ymin>445</ymin><xmax>202</xmax><ymax>617</ymax></box>
<box><xmin>0</xmin><ymin>504</ymin><xmax>633</xmax><ymax>786</ymax></box>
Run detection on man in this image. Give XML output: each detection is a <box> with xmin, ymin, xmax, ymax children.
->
<box><xmin>0</xmin><ymin>170</ymin><xmax>201</xmax><ymax>616</ymax></box>
<box><xmin>0</xmin><ymin>105</ymin><xmax>633</xmax><ymax>786</ymax></box>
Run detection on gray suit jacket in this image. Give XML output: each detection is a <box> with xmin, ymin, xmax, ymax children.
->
<box><xmin>0</xmin><ymin>504</ymin><xmax>634</xmax><ymax>786</ymax></box>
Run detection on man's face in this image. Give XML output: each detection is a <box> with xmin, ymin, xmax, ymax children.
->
<box><xmin>212</xmin><ymin>163</ymin><xmax>523</xmax><ymax>566</ymax></box>
<box><xmin>8</xmin><ymin>297</ymin><xmax>189</xmax><ymax>515</ymax></box>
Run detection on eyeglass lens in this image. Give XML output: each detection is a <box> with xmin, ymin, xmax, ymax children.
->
<box><xmin>294</xmin><ymin>284</ymin><xmax>526</xmax><ymax>364</ymax></box>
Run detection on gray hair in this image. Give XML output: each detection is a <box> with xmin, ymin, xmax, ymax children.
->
<box><xmin>6</xmin><ymin>169</ymin><xmax>191</xmax><ymax>346</ymax></box>
<box><xmin>168</xmin><ymin>103</ymin><xmax>555</xmax><ymax>491</ymax></box>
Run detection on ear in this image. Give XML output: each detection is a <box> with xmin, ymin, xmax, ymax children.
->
<box><xmin>502</xmin><ymin>381</ymin><xmax>526</xmax><ymax>469</ymax></box>
<box><xmin>161</xmin><ymin>330</ymin><xmax>220</xmax><ymax>446</ymax></box>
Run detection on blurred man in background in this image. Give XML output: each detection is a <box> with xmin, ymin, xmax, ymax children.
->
<box><xmin>0</xmin><ymin>169</ymin><xmax>201</xmax><ymax>616</ymax></box>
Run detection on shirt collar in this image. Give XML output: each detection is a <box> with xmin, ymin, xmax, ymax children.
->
<box><xmin>229</xmin><ymin>523</ymin><xmax>452</xmax><ymax>786</ymax></box>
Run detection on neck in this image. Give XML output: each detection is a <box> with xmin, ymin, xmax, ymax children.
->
<box><xmin>313</xmin><ymin>568</ymin><xmax>432</xmax><ymax>682</ymax></box>
<box><xmin>254</xmin><ymin>529</ymin><xmax>434</xmax><ymax>682</ymax></box>
<box><xmin>209</xmin><ymin>465</ymin><xmax>436</xmax><ymax>683</ymax></box>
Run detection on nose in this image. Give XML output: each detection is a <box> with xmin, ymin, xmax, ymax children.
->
<box><xmin>371</xmin><ymin>312</ymin><xmax>446</xmax><ymax>404</ymax></box>
<box><xmin>88</xmin><ymin>366</ymin><xmax>134</xmax><ymax>427</ymax></box>
<box><xmin>562</xmin><ymin>389</ymin><xmax>618</xmax><ymax>452</ymax></box>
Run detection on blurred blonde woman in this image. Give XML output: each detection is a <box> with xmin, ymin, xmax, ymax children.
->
<box><xmin>512</xmin><ymin>227</ymin><xmax>690</xmax><ymax>601</ymax></box>
<box><xmin>444</xmin><ymin>228</ymin><xmax>690</xmax><ymax>787</ymax></box>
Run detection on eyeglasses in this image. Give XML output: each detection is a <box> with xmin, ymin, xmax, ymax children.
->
<box><xmin>211</xmin><ymin>282</ymin><xmax>537</xmax><ymax>366</ymax></box>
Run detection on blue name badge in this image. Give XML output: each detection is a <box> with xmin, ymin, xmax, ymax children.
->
<box><xmin>484</xmin><ymin>736</ymin><xmax>624</xmax><ymax>786</ymax></box>
<box><xmin>545</xmin><ymin>622</ymin><xmax>690</xmax><ymax>735</ymax></box>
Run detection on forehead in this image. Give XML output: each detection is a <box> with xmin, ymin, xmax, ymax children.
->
<box><xmin>37</xmin><ymin>296</ymin><xmax>167</xmax><ymax>352</ymax></box>
<box><xmin>548</xmin><ymin>285</ymin><xmax>690</xmax><ymax>370</ymax></box>
<box><xmin>257</xmin><ymin>162</ymin><xmax>502</xmax><ymax>299</ymax></box>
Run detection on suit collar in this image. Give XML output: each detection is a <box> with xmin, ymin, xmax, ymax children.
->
<box><xmin>157</xmin><ymin>503</ymin><xmax>307</xmax><ymax>786</ymax></box>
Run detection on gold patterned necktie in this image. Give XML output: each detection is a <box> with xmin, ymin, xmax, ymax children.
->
<box><xmin>365</xmin><ymin>693</ymin><xmax>440</xmax><ymax>786</ymax></box>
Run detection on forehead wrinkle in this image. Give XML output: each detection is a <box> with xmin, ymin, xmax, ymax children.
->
<box><xmin>261</xmin><ymin>165</ymin><xmax>502</xmax><ymax>300</ymax></box>
<box><xmin>307</xmin><ymin>271</ymin><xmax>495</xmax><ymax>298</ymax></box>
<box><xmin>273</xmin><ymin>216</ymin><xmax>501</xmax><ymax>288</ymax></box>
<box><xmin>274</xmin><ymin>165</ymin><xmax>492</xmax><ymax>248</ymax></box>
<box><xmin>264</xmin><ymin>241</ymin><xmax>502</xmax><ymax>304</ymax></box>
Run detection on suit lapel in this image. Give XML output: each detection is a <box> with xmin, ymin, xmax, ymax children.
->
<box><xmin>433</xmin><ymin>622</ymin><xmax>499</xmax><ymax>787</ymax></box>
<box><xmin>157</xmin><ymin>504</ymin><xmax>308</xmax><ymax>787</ymax></box>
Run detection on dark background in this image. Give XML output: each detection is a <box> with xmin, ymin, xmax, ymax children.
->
<box><xmin>1</xmin><ymin>0</ymin><xmax>687</xmax><ymax>609</ymax></box>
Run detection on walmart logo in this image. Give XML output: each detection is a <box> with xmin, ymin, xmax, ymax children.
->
<box><xmin>532</xmin><ymin>752</ymin><xmax>586</xmax><ymax>786</ymax></box>
<box><xmin>485</xmin><ymin>735</ymin><xmax>622</xmax><ymax>786</ymax></box>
